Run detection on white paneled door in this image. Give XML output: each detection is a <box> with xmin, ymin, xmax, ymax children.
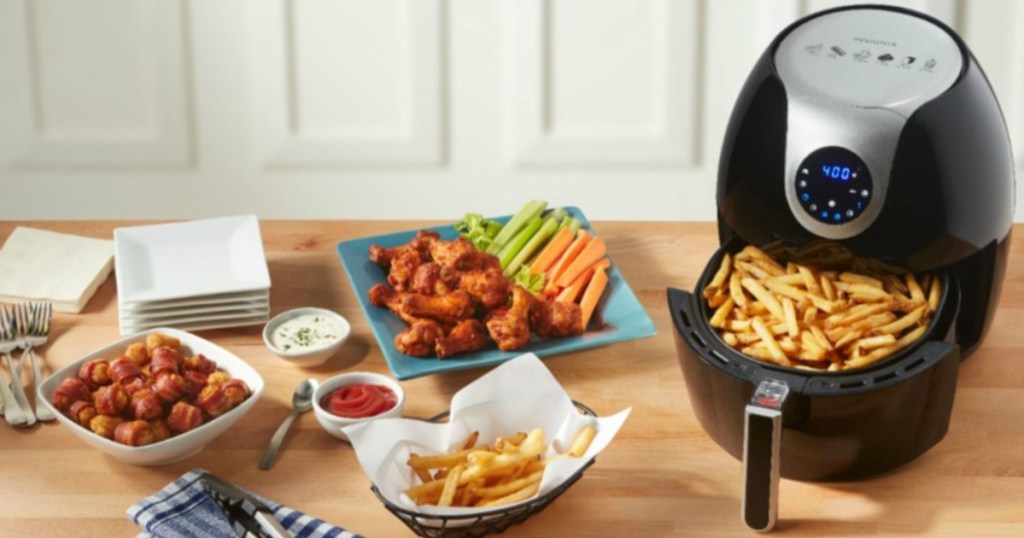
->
<box><xmin>0</xmin><ymin>0</ymin><xmax>1021</xmax><ymax>221</ymax></box>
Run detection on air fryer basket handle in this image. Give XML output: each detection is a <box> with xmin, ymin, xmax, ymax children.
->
<box><xmin>743</xmin><ymin>379</ymin><xmax>790</xmax><ymax>532</ymax></box>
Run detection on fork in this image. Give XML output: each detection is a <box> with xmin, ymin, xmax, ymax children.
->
<box><xmin>16</xmin><ymin>303</ymin><xmax>54</xmax><ymax>421</ymax></box>
<box><xmin>0</xmin><ymin>307</ymin><xmax>29</xmax><ymax>426</ymax></box>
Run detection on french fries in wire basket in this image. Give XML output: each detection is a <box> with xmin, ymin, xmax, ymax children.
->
<box><xmin>703</xmin><ymin>243</ymin><xmax>941</xmax><ymax>371</ymax></box>
<box><xmin>404</xmin><ymin>426</ymin><xmax>597</xmax><ymax>508</ymax></box>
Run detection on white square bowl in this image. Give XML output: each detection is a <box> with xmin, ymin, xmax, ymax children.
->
<box><xmin>37</xmin><ymin>327</ymin><xmax>265</xmax><ymax>466</ymax></box>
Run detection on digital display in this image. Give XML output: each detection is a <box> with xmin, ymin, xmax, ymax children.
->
<box><xmin>821</xmin><ymin>165</ymin><xmax>851</xmax><ymax>181</ymax></box>
<box><xmin>795</xmin><ymin>147</ymin><xmax>872</xmax><ymax>225</ymax></box>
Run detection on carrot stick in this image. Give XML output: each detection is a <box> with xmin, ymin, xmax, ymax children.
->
<box><xmin>543</xmin><ymin>230</ymin><xmax>591</xmax><ymax>295</ymax></box>
<box><xmin>555</xmin><ymin>236</ymin><xmax>607</xmax><ymax>288</ymax></box>
<box><xmin>556</xmin><ymin>258</ymin><xmax>611</xmax><ymax>303</ymax></box>
<box><xmin>528</xmin><ymin>227</ymin><xmax>574</xmax><ymax>275</ymax></box>
<box><xmin>579</xmin><ymin>266</ymin><xmax>609</xmax><ymax>329</ymax></box>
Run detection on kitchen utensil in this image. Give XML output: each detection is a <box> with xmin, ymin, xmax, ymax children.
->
<box><xmin>0</xmin><ymin>308</ymin><xmax>28</xmax><ymax>426</ymax></box>
<box><xmin>16</xmin><ymin>303</ymin><xmax>54</xmax><ymax>421</ymax></box>
<box><xmin>668</xmin><ymin>5</ymin><xmax>1013</xmax><ymax>531</ymax></box>
<box><xmin>198</xmin><ymin>471</ymin><xmax>291</xmax><ymax>538</ymax></box>
<box><xmin>1</xmin><ymin>305</ymin><xmax>33</xmax><ymax>424</ymax></box>
<box><xmin>259</xmin><ymin>378</ymin><xmax>316</xmax><ymax>469</ymax></box>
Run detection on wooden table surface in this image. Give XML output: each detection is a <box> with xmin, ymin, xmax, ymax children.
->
<box><xmin>1</xmin><ymin>220</ymin><xmax>1022</xmax><ymax>537</ymax></box>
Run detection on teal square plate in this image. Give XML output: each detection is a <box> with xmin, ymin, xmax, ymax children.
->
<box><xmin>335</xmin><ymin>207</ymin><xmax>656</xmax><ymax>380</ymax></box>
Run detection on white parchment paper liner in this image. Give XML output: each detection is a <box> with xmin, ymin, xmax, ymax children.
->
<box><xmin>344</xmin><ymin>353</ymin><xmax>630</xmax><ymax>516</ymax></box>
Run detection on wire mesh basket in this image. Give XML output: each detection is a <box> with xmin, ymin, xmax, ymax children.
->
<box><xmin>371</xmin><ymin>401</ymin><xmax>597</xmax><ymax>538</ymax></box>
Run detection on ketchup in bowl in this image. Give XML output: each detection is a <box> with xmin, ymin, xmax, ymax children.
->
<box><xmin>320</xmin><ymin>383</ymin><xmax>397</xmax><ymax>419</ymax></box>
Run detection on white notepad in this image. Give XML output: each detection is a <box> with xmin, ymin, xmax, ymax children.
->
<box><xmin>0</xmin><ymin>227</ymin><xmax>114</xmax><ymax>313</ymax></box>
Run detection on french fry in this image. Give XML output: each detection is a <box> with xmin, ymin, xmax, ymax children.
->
<box><xmin>408</xmin><ymin>448</ymin><xmax>474</xmax><ymax>470</ymax></box>
<box><xmin>906</xmin><ymin>273</ymin><xmax>925</xmax><ymax>302</ymax></box>
<box><xmin>840</xmin><ymin>272</ymin><xmax>884</xmax><ymax>289</ymax></box>
<box><xmin>751</xmin><ymin>317</ymin><xmax>790</xmax><ymax>365</ymax></box>
<box><xmin>459</xmin><ymin>431</ymin><xmax>480</xmax><ymax>450</ymax></box>
<box><xmin>782</xmin><ymin>297</ymin><xmax>799</xmax><ymax>338</ymax></box>
<box><xmin>710</xmin><ymin>297</ymin><xmax>735</xmax><ymax>329</ymax></box>
<box><xmin>409</xmin><ymin>453</ymin><xmax>433</xmax><ymax>483</ymax></box>
<box><xmin>928</xmin><ymin>277</ymin><xmax>941</xmax><ymax>313</ymax></box>
<box><xmin>569</xmin><ymin>425</ymin><xmax>597</xmax><ymax>457</ymax></box>
<box><xmin>729</xmin><ymin>272</ymin><xmax>748</xmax><ymax>310</ymax></box>
<box><xmin>704</xmin><ymin>253</ymin><xmax>732</xmax><ymax>297</ymax></box>
<box><xmin>741</xmin><ymin>278</ymin><xmax>785</xmax><ymax>321</ymax></box>
<box><xmin>853</xmin><ymin>334</ymin><xmax>897</xmax><ymax>351</ymax></box>
<box><xmin>438</xmin><ymin>464</ymin><xmax>464</xmax><ymax>507</ymax></box>
<box><xmin>875</xmin><ymin>306</ymin><xmax>926</xmax><ymax>335</ymax></box>
<box><xmin>477</xmin><ymin>482</ymin><xmax>541</xmax><ymax>508</ymax></box>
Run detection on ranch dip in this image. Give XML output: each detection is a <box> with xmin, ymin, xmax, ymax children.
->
<box><xmin>272</xmin><ymin>314</ymin><xmax>343</xmax><ymax>352</ymax></box>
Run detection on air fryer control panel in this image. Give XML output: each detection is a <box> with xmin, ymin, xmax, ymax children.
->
<box><xmin>774</xmin><ymin>9</ymin><xmax>964</xmax><ymax>239</ymax></box>
<box><xmin>796</xmin><ymin>147</ymin><xmax>871</xmax><ymax>224</ymax></box>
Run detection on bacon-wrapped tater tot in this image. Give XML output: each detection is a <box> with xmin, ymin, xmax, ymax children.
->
<box><xmin>131</xmin><ymin>389</ymin><xmax>164</xmax><ymax>421</ymax></box>
<box><xmin>146</xmin><ymin>333</ymin><xmax>180</xmax><ymax>355</ymax></box>
<box><xmin>167</xmin><ymin>401</ymin><xmax>203</xmax><ymax>434</ymax></box>
<box><xmin>182</xmin><ymin>370</ymin><xmax>208</xmax><ymax>399</ymax></box>
<box><xmin>109</xmin><ymin>356</ymin><xmax>144</xmax><ymax>385</ymax></box>
<box><xmin>78</xmin><ymin>359</ymin><xmax>111</xmax><ymax>390</ymax></box>
<box><xmin>93</xmin><ymin>383</ymin><xmax>129</xmax><ymax>416</ymax></box>
<box><xmin>68</xmin><ymin>400</ymin><xmax>98</xmax><ymax>427</ymax></box>
<box><xmin>153</xmin><ymin>373</ymin><xmax>186</xmax><ymax>403</ymax></box>
<box><xmin>89</xmin><ymin>415</ymin><xmax>124</xmax><ymax>439</ymax></box>
<box><xmin>114</xmin><ymin>420</ymin><xmax>155</xmax><ymax>447</ymax></box>
<box><xmin>195</xmin><ymin>385</ymin><xmax>233</xmax><ymax>418</ymax></box>
<box><xmin>122</xmin><ymin>376</ymin><xmax>149</xmax><ymax>396</ymax></box>
<box><xmin>183</xmin><ymin>353</ymin><xmax>216</xmax><ymax>374</ymax></box>
<box><xmin>149</xmin><ymin>346</ymin><xmax>180</xmax><ymax>378</ymax></box>
<box><xmin>206</xmin><ymin>371</ymin><xmax>230</xmax><ymax>386</ymax></box>
<box><xmin>221</xmin><ymin>379</ymin><xmax>251</xmax><ymax>408</ymax></box>
<box><xmin>124</xmin><ymin>342</ymin><xmax>149</xmax><ymax>367</ymax></box>
<box><xmin>150</xmin><ymin>420</ymin><xmax>171</xmax><ymax>442</ymax></box>
<box><xmin>52</xmin><ymin>377</ymin><xmax>92</xmax><ymax>411</ymax></box>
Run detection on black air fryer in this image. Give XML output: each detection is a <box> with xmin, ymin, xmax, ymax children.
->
<box><xmin>667</xmin><ymin>5</ymin><xmax>1014</xmax><ymax>531</ymax></box>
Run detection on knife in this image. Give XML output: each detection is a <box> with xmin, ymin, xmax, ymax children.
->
<box><xmin>198</xmin><ymin>472</ymin><xmax>292</xmax><ymax>538</ymax></box>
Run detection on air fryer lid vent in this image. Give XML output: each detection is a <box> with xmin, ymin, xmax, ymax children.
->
<box><xmin>774</xmin><ymin>8</ymin><xmax>963</xmax><ymax>115</ymax></box>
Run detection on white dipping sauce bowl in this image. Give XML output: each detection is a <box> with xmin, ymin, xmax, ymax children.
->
<box><xmin>312</xmin><ymin>372</ymin><xmax>405</xmax><ymax>441</ymax></box>
<box><xmin>263</xmin><ymin>307</ymin><xmax>351</xmax><ymax>368</ymax></box>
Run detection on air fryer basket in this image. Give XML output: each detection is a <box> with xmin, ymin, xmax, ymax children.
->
<box><xmin>669</xmin><ymin>235</ymin><xmax>962</xmax><ymax>482</ymax></box>
<box><xmin>684</xmin><ymin>236</ymin><xmax>959</xmax><ymax>387</ymax></box>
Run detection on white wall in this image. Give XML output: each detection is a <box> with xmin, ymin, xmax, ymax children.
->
<box><xmin>0</xmin><ymin>0</ymin><xmax>1022</xmax><ymax>221</ymax></box>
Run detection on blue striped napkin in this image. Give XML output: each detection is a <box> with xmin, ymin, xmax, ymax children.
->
<box><xmin>127</xmin><ymin>469</ymin><xmax>362</xmax><ymax>538</ymax></box>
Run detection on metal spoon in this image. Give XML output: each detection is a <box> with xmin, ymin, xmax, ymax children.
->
<box><xmin>259</xmin><ymin>378</ymin><xmax>317</xmax><ymax>470</ymax></box>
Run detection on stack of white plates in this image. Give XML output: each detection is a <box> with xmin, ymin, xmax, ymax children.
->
<box><xmin>114</xmin><ymin>215</ymin><xmax>271</xmax><ymax>335</ymax></box>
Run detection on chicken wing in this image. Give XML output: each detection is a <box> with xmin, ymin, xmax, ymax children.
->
<box><xmin>411</xmin><ymin>262</ymin><xmax>451</xmax><ymax>296</ymax></box>
<box><xmin>387</xmin><ymin>248</ymin><xmax>423</xmax><ymax>292</ymax></box>
<box><xmin>530</xmin><ymin>298</ymin><xmax>584</xmax><ymax>339</ymax></box>
<box><xmin>429</xmin><ymin>237</ymin><xmax>500</xmax><ymax>272</ymax></box>
<box><xmin>368</xmin><ymin>283</ymin><xmax>422</xmax><ymax>325</ymax></box>
<box><xmin>436</xmin><ymin>319</ymin><xmax>490</xmax><ymax>358</ymax></box>
<box><xmin>485</xmin><ymin>285</ymin><xmax>533</xmax><ymax>351</ymax></box>
<box><xmin>458</xmin><ymin>268</ymin><xmax>510</xmax><ymax>310</ymax></box>
<box><xmin>369</xmin><ymin>230</ymin><xmax>440</xmax><ymax>267</ymax></box>
<box><xmin>402</xmin><ymin>289</ymin><xmax>476</xmax><ymax>324</ymax></box>
<box><xmin>395</xmin><ymin>319</ymin><xmax>445</xmax><ymax>357</ymax></box>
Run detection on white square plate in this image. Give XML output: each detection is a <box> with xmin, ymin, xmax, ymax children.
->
<box><xmin>119</xmin><ymin>290</ymin><xmax>270</xmax><ymax>314</ymax></box>
<box><xmin>119</xmin><ymin>310</ymin><xmax>270</xmax><ymax>335</ymax></box>
<box><xmin>119</xmin><ymin>299</ymin><xmax>269</xmax><ymax>321</ymax></box>
<box><xmin>114</xmin><ymin>216</ymin><xmax>271</xmax><ymax>304</ymax></box>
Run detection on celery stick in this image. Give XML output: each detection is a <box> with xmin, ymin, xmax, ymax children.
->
<box><xmin>498</xmin><ymin>215</ymin><xmax>543</xmax><ymax>270</ymax></box>
<box><xmin>504</xmin><ymin>211</ymin><xmax>563</xmax><ymax>277</ymax></box>
<box><xmin>557</xmin><ymin>217</ymin><xmax>582</xmax><ymax>236</ymax></box>
<box><xmin>487</xmin><ymin>200</ymin><xmax>547</xmax><ymax>255</ymax></box>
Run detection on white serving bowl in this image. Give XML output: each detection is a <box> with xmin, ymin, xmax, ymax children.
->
<box><xmin>313</xmin><ymin>372</ymin><xmax>405</xmax><ymax>441</ymax></box>
<box><xmin>262</xmin><ymin>307</ymin><xmax>351</xmax><ymax>368</ymax></box>
<box><xmin>37</xmin><ymin>327</ymin><xmax>264</xmax><ymax>466</ymax></box>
